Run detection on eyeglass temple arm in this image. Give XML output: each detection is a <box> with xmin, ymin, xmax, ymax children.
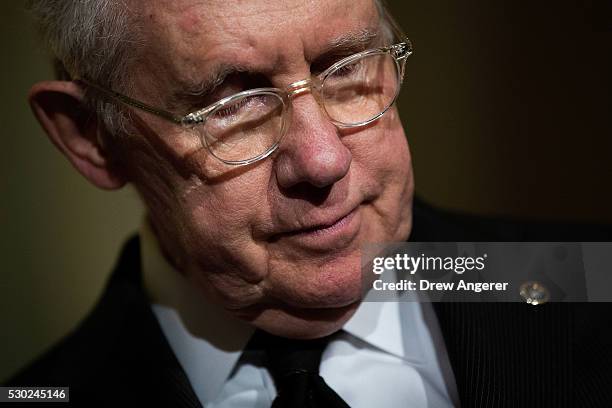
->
<box><xmin>76</xmin><ymin>78</ymin><xmax>184</xmax><ymax>125</ymax></box>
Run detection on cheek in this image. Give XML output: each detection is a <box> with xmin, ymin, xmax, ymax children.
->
<box><xmin>346</xmin><ymin>108</ymin><xmax>412</xmax><ymax>178</ymax></box>
<box><xmin>148</xmin><ymin>174</ymin><xmax>274</xmax><ymax>310</ymax></box>
<box><xmin>125</xmin><ymin>129</ymin><xmax>273</xmax><ymax>309</ymax></box>
<box><xmin>350</xmin><ymin>112</ymin><xmax>414</xmax><ymax>239</ymax></box>
<box><xmin>177</xmin><ymin>168</ymin><xmax>274</xmax><ymax>281</ymax></box>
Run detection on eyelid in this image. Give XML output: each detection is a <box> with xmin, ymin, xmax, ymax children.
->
<box><xmin>311</xmin><ymin>50</ymin><xmax>362</xmax><ymax>76</ymax></box>
<box><xmin>179</xmin><ymin>71</ymin><xmax>274</xmax><ymax>115</ymax></box>
<box><xmin>172</xmin><ymin>72</ymin><xmax>242</xmax><ymax>113</ymax></box>
<box><xmin>171</xmin><ymin>65</ymin><xmax>250</xmax><ymax>111</ymax></box>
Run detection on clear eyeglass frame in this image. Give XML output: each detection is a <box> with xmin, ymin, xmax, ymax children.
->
<box><xmin>78</xmin><ymin>38</ymin><xmax>413</xmax><ymax>166</ymax></box>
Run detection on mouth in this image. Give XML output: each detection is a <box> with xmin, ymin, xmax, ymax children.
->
<box><xmin>272</xmin><ymin>205</ymin><xmax>363</xmax><ymax>252</ymax></box>
<box><xmin>294</xmin><ymin>207</ymin><xmax>358</xmax><ymax>235</ymax></box>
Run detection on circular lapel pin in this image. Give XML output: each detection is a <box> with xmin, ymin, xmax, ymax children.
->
<box><xmin>519</xmin><ymin>281</ymin><xmax>550</xmax><ymax>305</ymax></box>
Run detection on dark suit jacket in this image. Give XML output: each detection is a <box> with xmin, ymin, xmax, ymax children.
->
<box><xmin>7</xmin><ymin>198</ymin><xmax>612</xmax><ymax>407</ymax></box>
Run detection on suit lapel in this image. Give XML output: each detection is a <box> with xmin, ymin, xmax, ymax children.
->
<box><xmin>104</xmin><ymin>236</ymin><xmax>204</xmax><ymax>408</ymax></box>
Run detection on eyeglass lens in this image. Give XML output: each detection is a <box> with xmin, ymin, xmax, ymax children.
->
<box><xmin>322</xmin><ymin>52</ymin><xmax>400</xmax><ymax>126</ymax></box>
<box><xmin>203</xmin><ymin>92</ymin><xmax>286</xmax><ymax>163</ymax></box>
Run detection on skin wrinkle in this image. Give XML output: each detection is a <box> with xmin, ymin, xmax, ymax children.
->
<box><xmin>112</xmin><ymin>0</ymin><xmax>413</xmax><ymax>338</ymax></box>
<box><xmin>139</xmin><ymin>2</ymin><xmax>266</xmax><ymax>106</ymax></box>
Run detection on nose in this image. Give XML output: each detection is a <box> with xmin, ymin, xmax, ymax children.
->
<box><xmin>274</xmin><ymin>93</ymin><xmax>352</xmax><ymax>189</ymax></box>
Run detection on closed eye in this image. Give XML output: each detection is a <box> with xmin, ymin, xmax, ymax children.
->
<box><xmin>213</xmin><ymin>97</ymin><xmax>249</xmax><ymax>118</ymax></box>
<box><xmin>329</xmin><ymin>60</ymin><xmax>363</xmax><ymax>78</ymax></box>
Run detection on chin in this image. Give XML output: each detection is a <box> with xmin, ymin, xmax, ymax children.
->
<box><xmin>233</xmin><ymin>261</ymin><xmax>364</xmax><ymax>338</ymax></box>
<box><xmin>241</xmin><ymin>300</ymin><xmax>361</xmax><ymax>339</ymax></box>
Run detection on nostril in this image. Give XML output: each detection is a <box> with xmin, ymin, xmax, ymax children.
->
<box><xmin>280</xmin><ymin>183</ymin><xmax>332</xmax><ymax>205</ymax></box>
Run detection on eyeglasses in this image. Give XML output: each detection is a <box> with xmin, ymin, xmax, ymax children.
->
<box><xmin>79</xmin><ymin>39</ymin><xmax>413</xmax><ymax>166</ymax></box>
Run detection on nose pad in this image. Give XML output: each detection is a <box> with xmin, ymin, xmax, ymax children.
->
<box><xmin>285</xmin><ymin>77</ymin><xmax>328</xmax><ymax>122</ymax></box>
<box><xmin>286</xmin><ymin>78</ymin><xmax>313</xmax><ymax>97</ymax></box>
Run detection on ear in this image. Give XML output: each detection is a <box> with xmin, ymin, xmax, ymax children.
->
<box><xmin>28</xmin><ymin>80</ymin><xmax>126</xmax><ymax>190</ymax></box>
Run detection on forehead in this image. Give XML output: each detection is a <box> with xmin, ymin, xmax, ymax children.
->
<box><xmin>132</xmin><ymin>0</ymin><xmax>380</xmax><ymax>87</ymax></box>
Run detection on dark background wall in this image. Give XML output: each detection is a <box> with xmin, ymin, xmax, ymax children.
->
<box><xmin>389</xmin><ymin>0</ymin><xmax>612</xmax><ymax>222</ymax></box>
<box><xmin>1</xmin><ymin>0</ymin><xmax>611</xmax><ymax>381</ymax></box>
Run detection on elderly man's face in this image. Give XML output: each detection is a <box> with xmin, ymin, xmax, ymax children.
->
<box><xmin>126</xmin><ymin>0</ymin><xmax>414</xmax><ymax>338</ymax></box>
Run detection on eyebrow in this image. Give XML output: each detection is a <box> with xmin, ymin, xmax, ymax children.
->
<box><xmin>310</xmin><ymin>27</ymin><xmax>381</xmax><ymax>73</ymax></box>
<box><xmin>168</xmin><ymin>27</ymin><xmax>382</xmax><ymax>113</ymax></box>
<box><xmin>326</xmin><ymin>27</ymin><xmax>381</xmax><ymax>53</ymax></box>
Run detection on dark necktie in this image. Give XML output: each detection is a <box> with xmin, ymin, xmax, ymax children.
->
<box><xmin>249</xmin><ymin>330</ymin><xmax>351</xmax><ymax>408</ymax></box>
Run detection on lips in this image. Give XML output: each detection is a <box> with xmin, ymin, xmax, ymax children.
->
<box><xmin>269</xmin><ymin>204</ymin><xmax>363</xmax><ymax>251</ymax></box>
<box><xmin>289</xmin><ymin>206</ymin><xmax>358</xmax><ymax>236</ymax></box>
<box><xmin>268</xmin><ymin>201</ymin><xmax>356</xmax><ymax>234</ymax></box>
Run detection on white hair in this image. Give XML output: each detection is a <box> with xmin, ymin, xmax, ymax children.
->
<box><xmin>28</xmin><ymin>0</ymin><xmax>140</xmax><ymax>137</ymax></box>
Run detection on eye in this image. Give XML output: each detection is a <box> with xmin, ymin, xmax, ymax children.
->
<box><xmin>213</xmin><ymin>98</ymin><xmax>249</xmax><ymax>118</ymax></box>
<box><xmin>311</xmin><ymin>51</ymin><xmax>358</xmax><ymax>76</ymax></box>
<box><xmin>326</xmin><ymin>58</ymin><xmax>366</xmax><ymax>81</ymax></box>
<box><xmin>332</xmin><ymin>60</ymin><xmax>362</xmax><ymax>77</ymax></box>
<box><xmin>210</xmin><ymin>73</ymin><xmax>271</xmax><ymax>105</ymax></box>
<box><xmin>208</xmin><ymin>94</ymin><xmax>271</xmax><ymax>123</ymax></box>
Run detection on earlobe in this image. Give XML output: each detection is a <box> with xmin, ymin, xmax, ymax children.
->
<box><xmin>28</xmin><ymin>81</ymin><xmax>126</xmax><ymax>190</ymax></box>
